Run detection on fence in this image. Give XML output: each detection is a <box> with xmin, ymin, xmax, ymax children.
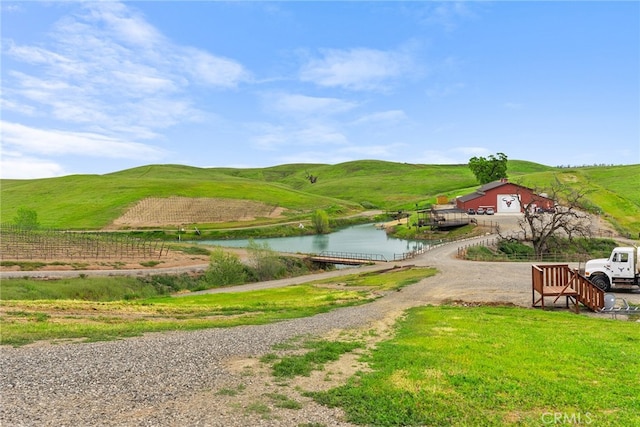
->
<box><xmin>315</xmin><ymin>251</ymin><xmax>388</xmax><ymax>263</ymax></box>
<box><xmin>0</xmin><ymin>225</ymin><xmax>168</xmax><ymax>261</ymax></box>
<box><xmin>392</xmin><ymin>245</ymin><xmax>427</xmax><ymax>261</ymax></box>
<box><xmin>456</xmin><ymin>237</ymin><xmax>607</xmax><ymax>266</ymax></box>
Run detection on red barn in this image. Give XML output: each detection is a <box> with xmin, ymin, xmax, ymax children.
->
<box><xmin>455</xmin><ymin>179</ymin><xmax>554</xmax><ymax>213</ymax></box>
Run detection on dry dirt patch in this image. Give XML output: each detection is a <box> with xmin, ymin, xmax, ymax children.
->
<box><xmin>112</xmin><ymin>197</ymin><xmax>285</xmax><ymax>227</ymax></box>
<box><xmin>199</xmin><ymin>309</ymin><xmax>407</xmax><ymax>426</ymax></box>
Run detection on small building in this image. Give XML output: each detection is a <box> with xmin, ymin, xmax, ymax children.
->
<box><xmin>455</xmin><ymin>179</ymin><xmax>554</xmax><ymax>214</ymax></box>
<box><xmin>416</xmin><ymin>207</ymin><xmax>470</xmax><ymax>230</ymax></box>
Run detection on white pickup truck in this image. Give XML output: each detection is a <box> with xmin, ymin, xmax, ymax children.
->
<box><xmin>584</xmin><ymin>246</ymin><xmax>640</xmax><ymax>292</ymax></box>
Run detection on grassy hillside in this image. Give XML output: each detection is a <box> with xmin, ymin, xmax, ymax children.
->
<box><xmin>511</xmin><ymin>164</ymin><xmax>640</xmax><ymax>233</ymax></box>
<box><xmin>0</xmin><ymin>165</ymin><xmax>360</xmax><ymax>229</ymax></box>
<box><xmin>1</xmin><ymin>161</ymin><xmax>638</xmax><ymax>233</ymax></box>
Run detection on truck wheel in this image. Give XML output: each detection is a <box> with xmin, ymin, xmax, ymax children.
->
<box><xmin>590</xmin><ymin>275</ymin><xmax>610</xmax><ymax>292</ymax></box>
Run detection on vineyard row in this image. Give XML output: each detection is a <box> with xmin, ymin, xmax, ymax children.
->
<box><xmin>0</xmin><ymin>226</ymin><xmax>168</xmax><ymax>261</ymax></box>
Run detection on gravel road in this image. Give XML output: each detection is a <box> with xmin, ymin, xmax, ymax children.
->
<box><xmin>2</xmin><ymin>216</ymin><xmax>638</xmax><ymax>427</ymax></box>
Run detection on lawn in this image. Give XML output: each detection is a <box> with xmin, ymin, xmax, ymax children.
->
<box><xmin>310</xmin><ymin>306</ymin><xmax>640</xmax><ymax>426</ymax></box>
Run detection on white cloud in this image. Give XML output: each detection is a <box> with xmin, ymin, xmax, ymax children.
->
<box><xmin>417</xmin><ymin>2</ymin><xmax>478</xmax><ymax>32</ymax></box>
<box><xmin>0</xmin><ymin>152</ymin><xmax>66</xmax><ymax>179</ymax></box>
<box><xmin>300</xmin><ymin>47</ymin><xmax>415</xmax><ymax>91</ymax></box>
<box><xmin>1</xmin><ymin>4</ymin><xmax>22</xmax><ymax>13</ymax></box>
<box><xmin>3</xmin><ymin>1</ymin><xmax>249</xmax><ymax>147</ymax></box>
<box><xmin>1</xmin><ymin>121</ymin><xmax>167</xmax><ymax>160</ymax></box>
<box><xmin>252</xmin><ymin>123</ymin><xmax>348</xmax><ymax>151</ymax></box>
<box><xmin>183</xmin><ymin>48</ymin><xmax>250</xmax><ymax>88</ymax></box>
<box><xmin>352</xmin><ymin>110</ymin><xmax>407</xmax><ymax>126</ymax></box>
<box><xmin>268</xmin><ymin>93</ymin><xmax>357</xmax><ymax>116</ymax></box>
<box><xmin>5</xmin><ymin>42</ymin><xmax>74</xmax><ymax>66</ymax></box>
<box><xmin>1</xmin><ymin>97</ymin><xmax>36</xmax><ymax>116</ymax></box>
<box><xmin>84</xmin><ymin>1</ymin><xmax>163</xmax><ymax>47</ymax></box>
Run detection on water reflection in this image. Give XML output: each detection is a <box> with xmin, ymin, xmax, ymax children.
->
<box><xmin>313</xmin><ymin>234</ymin><xmax>329</xmax><ymax>252</ymax></box>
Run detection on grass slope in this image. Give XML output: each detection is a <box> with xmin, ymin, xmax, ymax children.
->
<box><xmin>513</xmin><ymin>165</ymin><xmax>640</xmax><ymax>232</ymax></box>
<box><xmin>1</xmin><ymin>160</ymin><xmax>638</xmax><ymax>233</ymax></box>
<box><xmin>1</xmin><ymin>165</ymin><xmax>360</xmax><ymax>229</ymax></box>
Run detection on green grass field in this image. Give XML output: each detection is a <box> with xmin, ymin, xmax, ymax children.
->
<box><xmin>310</xmin><ymin>306</ymin><xmax>640</xmax><ymax>426</ymax></box>
<box><xmin>2</xmin><ymin>160</ymin><xmax>638</xmax><ymax>233</ymax></box>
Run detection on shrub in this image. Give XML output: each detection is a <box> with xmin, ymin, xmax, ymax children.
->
<box><xmin>204</xmin><ymin>248</ymin><xmax>248</xmax><ymax>286</ymax></box>
<box><xmin>497</xmin><ymin>239</ymin><xmax>534</xmax><ymax>258</ymax></box>
<box><xmin>246</xmin><ymin>240</ymin><xmax>286</xmax><ymax>281</ymax></box>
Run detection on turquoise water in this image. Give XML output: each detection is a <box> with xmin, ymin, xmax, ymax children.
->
<box><xmin>194</xmin><ymin>223</ymin><xmax>428</xmax><ymax>261</ymax></box>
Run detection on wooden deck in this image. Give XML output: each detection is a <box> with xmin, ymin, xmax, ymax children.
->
<box><xmin>532</xmin><ymin>264</ymin><xmax>604</xmax><ymax>312</ymax></box>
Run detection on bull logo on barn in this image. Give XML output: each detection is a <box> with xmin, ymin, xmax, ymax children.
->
<box><xmin>502</xmin><ymin>196</ymin><xmax>516</xmax><ymax>207</ymax></box>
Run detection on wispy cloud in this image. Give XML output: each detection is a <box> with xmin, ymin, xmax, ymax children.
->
<box><xmin>351</xmin><ymin>110</ymin><xmax>407</xmax><ymax>126</ymax></box>
<box><xmin>2</xmin><ymin>1</ymin><xmax>249</xmax><ymax>162</ymax></box>
<box><xmin>416</xmin><ymin>2</ymin><xmax>479</xmax><ymax>32</ymax></box>
<box><xmin>267</xmin><ymin>93</ymin><xmax>358</xmax><ymax>117</ymax></box>
<box><xmin>299</xmin><ymin>47</ymin><xmax>416</xmax><ymax>91</ymax></box>
<box><xmin>251</xmin><ymin>123</ymin><xmax>348</xmax><ymax>151</ymax></box>
<box><xmin>1</xmin><ymin>121</ymin><xmax>167</xmax><ymax>159</ymax></box>
<box><xmin>0</xmin><ymin>152</ymin><xmax>67</xmax><ymax>180</ymax></box>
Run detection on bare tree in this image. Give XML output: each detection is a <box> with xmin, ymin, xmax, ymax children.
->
<box><xmin>516</xmin><ymin>179</ymin><xmax>593</xmax><ymax>257</ymax></box>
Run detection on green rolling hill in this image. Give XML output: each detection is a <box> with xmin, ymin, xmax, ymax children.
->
<box><xmin>1</xmin><ymin>160</ymin><xmax>638</xmax><ymax>233</ymax></box>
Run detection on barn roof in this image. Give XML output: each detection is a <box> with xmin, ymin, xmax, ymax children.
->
<box><xmin>459</xmin><ymin>179</ymin><xmax>535</xmax><ymax>201</ymax></box>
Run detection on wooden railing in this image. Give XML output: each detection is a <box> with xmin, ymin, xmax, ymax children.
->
<box><xmin>532</xmin><ymin>264</ymin><xmax>604</xmax><ymax>312</ymax></box>
<box><xmin>572</xmin><ymin>271</ymin><xmax>605</xmax><ymax>312</ymax></box>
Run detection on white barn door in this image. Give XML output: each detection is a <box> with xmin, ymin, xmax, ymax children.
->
<box><xmin>497</xmin><ymin>194</ymin><xmax>521</xmax><ymax>213</ymax></box>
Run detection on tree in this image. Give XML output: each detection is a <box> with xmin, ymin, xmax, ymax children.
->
<box><xmin>13</xmin><ymin>207</ymin><xmax>40</xmax><ymax>230</ymax></box>
<box><xmin>508</xmin><ymin>179</ymin><xmax>593</xmax><ymax>257</ymax></box>
<box><xmin>311</xmin><ymin>209</ymin><xmax>330</xmax><ymax>234</ymax></box>
<box><xmin>468</xmin><ymin>153</ymin><xmax>508</xmax><ymax>184</ymax></box>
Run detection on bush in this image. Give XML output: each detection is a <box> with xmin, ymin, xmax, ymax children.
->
<box><xmin>497</xmin><ymin>239</ymin><xmax>534</xmax><ymax>257</ymax></box>
<box><xmin>247</xmin><ymin>240</ymin><xmax>286</xmax><ymax>281</ymax></box>
<box><xmin>204</xmin><ymin>248</ymin><xmax>248</xmax><ymax>286</ymax></box>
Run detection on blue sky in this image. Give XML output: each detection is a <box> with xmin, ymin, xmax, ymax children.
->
<box><xmin>1</xmin><ymin>1</ymin><xmax>639</xmax><ymax>179</ymax></box>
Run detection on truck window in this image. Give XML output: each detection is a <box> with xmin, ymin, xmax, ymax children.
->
<box><xmin>613</xmin><ymin>253</ymin><xmax>629</xmax><ymax>262</ymax></box>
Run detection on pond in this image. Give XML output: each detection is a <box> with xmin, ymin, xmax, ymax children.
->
<box><xmin>194</xmin><ymin>223</ymin><xmax>429</xmax><ymax>261</ymax></box>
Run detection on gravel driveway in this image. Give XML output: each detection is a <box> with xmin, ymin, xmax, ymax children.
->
<box><xmin>2</xmin><ymin>217</ymin><xmax>638</xmax><ymax>426</ymax></box>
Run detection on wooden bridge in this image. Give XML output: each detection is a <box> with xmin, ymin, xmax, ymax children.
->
<box><xmin>531</xmin><ymin>264</ymin><xmax>604</xmax><ymax>312</ymax></box>
<box><xmin>309</xmin><ymin>251</ymin><xmax>388</xmax><ymax>265</ymax></box>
